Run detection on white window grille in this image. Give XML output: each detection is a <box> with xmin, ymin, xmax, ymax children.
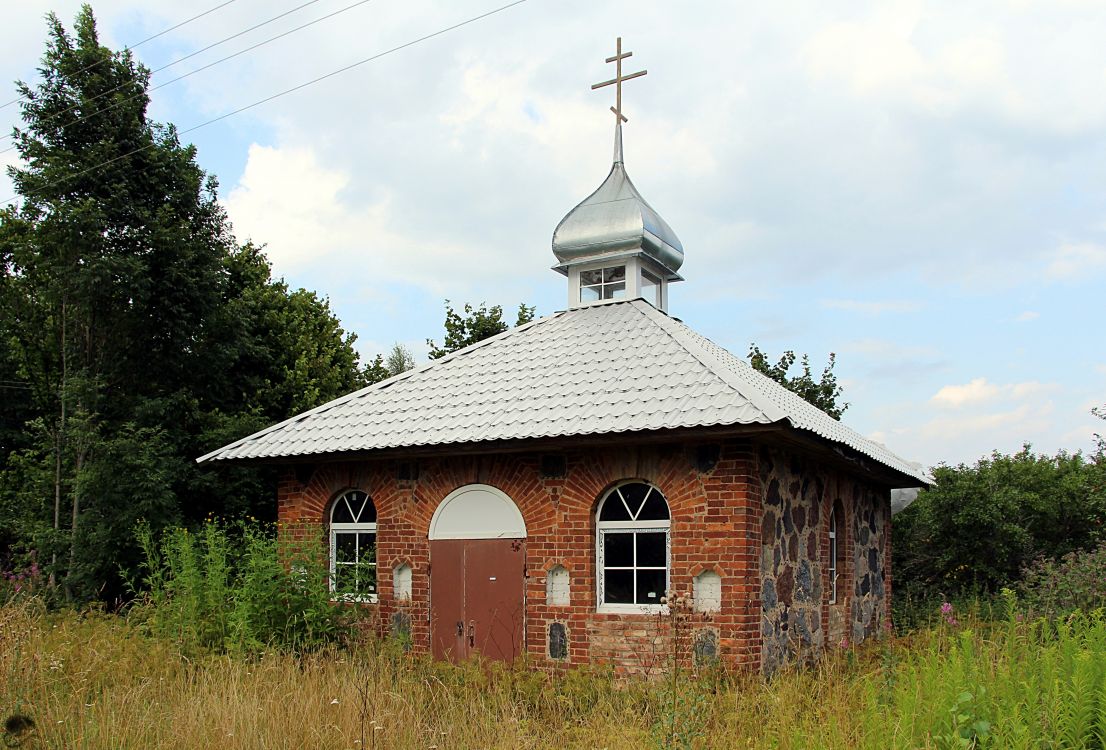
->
<box><xmin>828</xmin><ymin>506</ymin><xmax>838</xmax><ymax>604</ymax></box>
<box><xmin>330</xmin><ymin>490</ymin><xmax>377</xmax><ymax>602</ymax></box>
<box><xmin>596</xmin><ymin>482</ymin><xmax>670</xmax><ymax>612</ymax></box>
<box><xmin>579</xmin><ymin>265</ymin><xmax>627</xmax><ymax>302</ymax></box>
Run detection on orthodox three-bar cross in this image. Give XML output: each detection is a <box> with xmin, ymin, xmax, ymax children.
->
<box><xmin>591</xmin><ymin>37</ymin><xmax>647</xmax><ymax>123</ymax></box>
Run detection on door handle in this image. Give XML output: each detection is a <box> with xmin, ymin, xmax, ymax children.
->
<box><xmin>468</xmin><ymin>621</ymin><xmax>475</xmax><ymax>648</ymax></box>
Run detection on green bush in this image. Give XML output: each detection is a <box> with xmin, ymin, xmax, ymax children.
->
<box><xmin>1019</xmin><ymin>542</ymin><xmax>1106</xmax><ymax>618</ymax></box>
<box><xmin>894</xmin><ymin>447</ymin><xmax>1106</xmax><ymax>599</ymax></box>
<box><xmin>129</xmin><ymin>520</ymin><xmax>361</xmax><ymax>654</ymax></box>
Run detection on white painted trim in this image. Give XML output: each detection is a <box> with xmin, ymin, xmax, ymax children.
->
<box><xmin>597</xmin><ymin>603</ymin><xmax>669</xmax><ymax>615</ymax></box>
<box><xmin>428</xmin><ymin>483</ymin><xmax>527</xmax><ymax>540</ymax></box>
<box><xmin>828</xmin><ymin>507</ymin><xmax>838</xmax><ymax>604</ymax></box>
<box><xmin>595</xmin><ymin>481</ymin><xmax>671</xmax><ymax>609</ymax></box>
<box><xmin>329</xmin><ymin>490</ymin><xmax>378</xmax><ymax>603</ymax></box>
<box><xmin>568</xmin><ymin>259</ymin><xmax>638</xmax><ymax>309</ymax></box>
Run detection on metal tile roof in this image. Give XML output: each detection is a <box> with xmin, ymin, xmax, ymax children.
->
<box><xmin>198</xmin><ymin>299</ymin><xmax>930</xmax><ymax>486</ymax></box>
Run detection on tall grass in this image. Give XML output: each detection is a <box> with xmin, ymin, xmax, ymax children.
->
<box><xmin>3</xmin><ymin>593</ymin><xmax>1105</xmax><ymax>748</ymax></box>
<box><xmin>129</xmin><ymin>520</ymin><xmax>360</xmax><ymax>654</ymax></box>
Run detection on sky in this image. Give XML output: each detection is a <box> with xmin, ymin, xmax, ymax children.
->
<box><xmin>2</xmin><ymin>0</ymin><xmax>1104</xmax><ymax>472</ymax></box>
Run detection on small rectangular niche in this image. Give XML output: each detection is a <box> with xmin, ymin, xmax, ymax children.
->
<box><xmin>546</xmin><ymin>565</ymin><xmax>570</xmax><ymax>606</ymax></box>
<box><xmin>393</xmin><ymin>562</ymin><xmax>412</xmax><ymax>602</ymax></box>
<box><xmin>693</xmin><ymin>569</ymin><xmax>722</xmax><ymax>613</ymax></box>
<box><xmin>548</xmin><ymin>622</ymin><xmax>568</xmax><ymax>660</ymax></box>
<box><xmin>540</xmin><ymin>454</ymin><xmax>566</xmax><ymax>479</ymax></box>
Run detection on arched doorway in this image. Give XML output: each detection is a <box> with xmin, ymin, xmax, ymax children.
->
<box><xmin>429</xmin><ymin>484</ymin><xmax>526</xmax><ymax>662</ymax></box>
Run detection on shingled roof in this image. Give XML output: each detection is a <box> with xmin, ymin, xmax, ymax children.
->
<box><xmin>198</xmin><ymin>299</ymin><xmax>930</xmax><ymax>486</ymax></box>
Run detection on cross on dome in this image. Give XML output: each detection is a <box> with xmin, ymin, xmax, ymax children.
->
<box><xmin>591</xmin><ymin>37</ymin><xmax>647</xmax><ymax>124</ymax></box>
<box><xmin>551</xmin><ymin>37</ymin><xmax>684</xmax><ymax>313</ymax></box>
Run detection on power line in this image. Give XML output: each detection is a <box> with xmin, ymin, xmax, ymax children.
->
<box><xmin>0</xmin><ymin>0</ymin><xmax>241</xmax><ymax>110</ymax></box>
<box><xmin>0</xmin><ymin>0</ymin><xmax>330</xmax><ymax>146</ymax></box>
<box><xmin>0</xmin><ymin>0</ymin><xmax>376</xmax><ymax>154</ymax></box>
<box><xmin>0</xmin><ymin>0</ymin><xmax>531</xmax><ymax>207</ymax></box>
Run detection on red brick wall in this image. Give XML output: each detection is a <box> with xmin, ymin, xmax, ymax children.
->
<box><xmin>275</xmin><ymin>436</ymin><xmax>891</xmax><ymax>672</ymax></box>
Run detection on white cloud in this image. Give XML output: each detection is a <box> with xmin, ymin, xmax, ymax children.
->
<box><xmin>1045</xmin><ymin>242</ymin><xmax>1106</xmax><ymax>280</ymax></box>
<box><xmin>820</xmin><ymin>298</ymin><xmax>921</xmax><ymax>314</ymax></box>
<box><xmin>931</xmin><ymin>378</ymin><xmax>1000</xmax><ymax>407</ymax></box>
<box><xmin>223</xmin><ymin>143</ymin><xmax>504</xmax><ymax>293</ymax></box>
<box><xmin>930</xmin><ymin>377</ymin><xmax>1058</xmax><ymax>408</ymax></box>
<box><xmin>1014</xmin><ymin>310</ymin><xmax>1039</xmax><ymax>322</ymax></box>
<box><xmin>918</xmin><ymin>402</ymin><xmax>1054</xmax><ymax>441</ymax></box>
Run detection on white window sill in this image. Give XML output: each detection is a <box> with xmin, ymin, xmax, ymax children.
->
<box><xmin>596</xmin><ymin>603</ymin><xmax>668</xmax><ymax>615</ymax></box>
<box><xmin>330</xmin><ymin>594</ymin><xmax>378</xmax><ymax>604</ymax></box>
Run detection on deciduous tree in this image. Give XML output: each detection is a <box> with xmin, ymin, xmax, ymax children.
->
<box><xmin>427</xmin><ymin>301</ymin><xmax>535</xmax><ymax>359</ymax></box>
<box><xmin>0</xmin><ymin>7</ymin><xmax>367</xmax><ymax>601</ymax></box>
<box><xmin>747</xmin><ymin>345</ymin><xmax>848</xmax><ymax>419</ymax></box>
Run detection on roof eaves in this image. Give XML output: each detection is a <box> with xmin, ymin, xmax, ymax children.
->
<box><xmin>195</xmin><ymin>310</ymin><xmax>566</xmax><ymax>463</ymax></box>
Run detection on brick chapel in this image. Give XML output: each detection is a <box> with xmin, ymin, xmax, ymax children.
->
<box><xmin>200</xmin><ymin>40</ymin><xmax>930</xmax><ymax>674</ymax></box>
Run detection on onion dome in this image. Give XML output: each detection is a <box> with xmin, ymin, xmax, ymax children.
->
<box><xmin>552</xmin><ymin>123</ymin><xmax>684</xmax><ymax>277</ymax></box>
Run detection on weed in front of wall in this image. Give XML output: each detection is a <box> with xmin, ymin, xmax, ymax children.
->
<box><xmin>647</xmin><ymin>591</ymin><xmax>712</xmax><ymax>750</ymax></box>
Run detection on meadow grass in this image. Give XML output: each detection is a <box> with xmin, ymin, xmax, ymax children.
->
<box><xmin>2</xmin><ymin>597</ymin><xmax>1105</xmax><ymax>749</ymax></box>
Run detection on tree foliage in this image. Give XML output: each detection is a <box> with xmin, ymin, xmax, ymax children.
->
<box><xmin>0</xmin><ymin>8</ymin><xmax>366</xmax><ymax>602</ymax></box>
<box><xmin>892</xmin><ymin>445</ymin><xmax>1106</xmax><ymax>598</ymax></box>
<box><xmin>384</xmin><ymin>343</ymin><xmax>415</xmax><ymax>377</ymax></box>
<box><xmin>747</xmin><ymin>345</ymin><xmax>848</xmax><ymax>419</ymax></box>
<box><xmin>427</xmin><ymin>301</ymin><xmax>536</xmax><ymax>360</ymax></box>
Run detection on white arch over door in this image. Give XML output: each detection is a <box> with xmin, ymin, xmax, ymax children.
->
<box><xmin>429</xmin><ymin>484</ymin><xmax>527</xmax><ymax>540</ymax></box>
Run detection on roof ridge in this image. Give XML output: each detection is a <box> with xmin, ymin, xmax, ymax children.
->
<box><xmin>196</xmin><ymin>309</ymin><xmax>565</xmax><ymax>463</ymax></box>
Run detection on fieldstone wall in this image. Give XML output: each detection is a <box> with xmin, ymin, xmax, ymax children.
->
<box><xmin>850</xmin><ymin>480</ymin><xmax>889</xmax><ymax>641</ymax></box>
<box><xmin>758</xmin><ymin>448</ymin><xmax>825</xmax><ymax>673</ymax></box>
<box><xmin>757</xmin><ymin>446</ymin><xmax>891</xmax><ymax>673</ymax></box>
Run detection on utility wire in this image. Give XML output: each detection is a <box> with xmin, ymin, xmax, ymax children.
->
<box><xmin>0</xmin><ymin>0</ymin><xmax>241</xmax><ymax>110</ymax></box>
<box><xmin>0</xmin><ymin>0</ymin><xmax>330</xmax><ymax>145</ymax></box>
<box><xmin>1</xmin><ymin>0</ymin><xmax>376</xmax><ymax>153</ymax></box>
<box><xmin>0</xmin><ymin>0</ymin><xmax>531</xmax><ymax>207</ymax></box>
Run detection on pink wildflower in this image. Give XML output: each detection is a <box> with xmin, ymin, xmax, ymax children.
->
<box><xmin>940</xmin><ymin>601</ymin><xmax>953</xmax><ymax>615</ymax></box>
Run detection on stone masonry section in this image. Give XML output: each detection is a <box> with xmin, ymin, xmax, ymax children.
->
<box><xmin>275</xmin><ymin>436</ymin><xmax>892</xmax><ymax>674</ymax></box>
<box><xmin>757</xmin><ymin>445</ymin><xmax>892</xmax><ymax>674</ymax></box>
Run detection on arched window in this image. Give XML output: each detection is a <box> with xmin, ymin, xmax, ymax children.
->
<box><xmin>596</xmin><ymin>481</ymin><xmax>670</xmax><ymax>610</ymax></box>
<box><xmin>828</xmin><ymin>499</ymin><xmax>845</xmax><ymax>604</ymax></box>
<box><xmin>330</xmin><ymin>490</ymin><xmax>377</xmax><ymax>601</ymax></box>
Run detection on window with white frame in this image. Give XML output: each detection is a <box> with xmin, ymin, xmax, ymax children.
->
<box><xmin>579</xmin><ymin>265</ymin><xmax>627</xmax><ymax>302</ymax></box>
<box><xmin>330</xmin><ymin>490</ymin><xmax>377</xmax><ymax>601</ymax></box>
<box><xmin>828</xmin><ymin>505</ymin><xmax>838</xmax><ymax>604</ymax></box>
<box><xmin>640</xmin><ymin>268</ymin><xmax>661</xmax><ymax>307</ymax></box>
<box><xmin>596</xmin><ymin>482</ymin><xmax>670</xmax><ymax>609</ymax></box>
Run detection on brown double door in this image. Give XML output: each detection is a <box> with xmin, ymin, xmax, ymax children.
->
<box><xmin>429</xmin><ymin>538</ymin><xmax>525</xmax><ymax>662</ymax></box>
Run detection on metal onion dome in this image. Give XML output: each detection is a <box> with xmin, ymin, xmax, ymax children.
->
<box><xmin>552</xmin><ymin>121</ymin><xmax>684</xmax><ymax>276</ymax></box>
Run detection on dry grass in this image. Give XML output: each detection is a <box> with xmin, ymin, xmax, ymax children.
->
<box><xmin>0</xmin><ymin>597</ymin><xmax>863</xmax><ymax>749</ymax></box>
<box><xmin>1</xmin><ymin>599</ymin><xmax>655</xmax><ymax>749</ymax></box>
<box><xmin>4</xmin><ymin>598</ymin><xmax>1106</xmax><ymax>749</ymax></box>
